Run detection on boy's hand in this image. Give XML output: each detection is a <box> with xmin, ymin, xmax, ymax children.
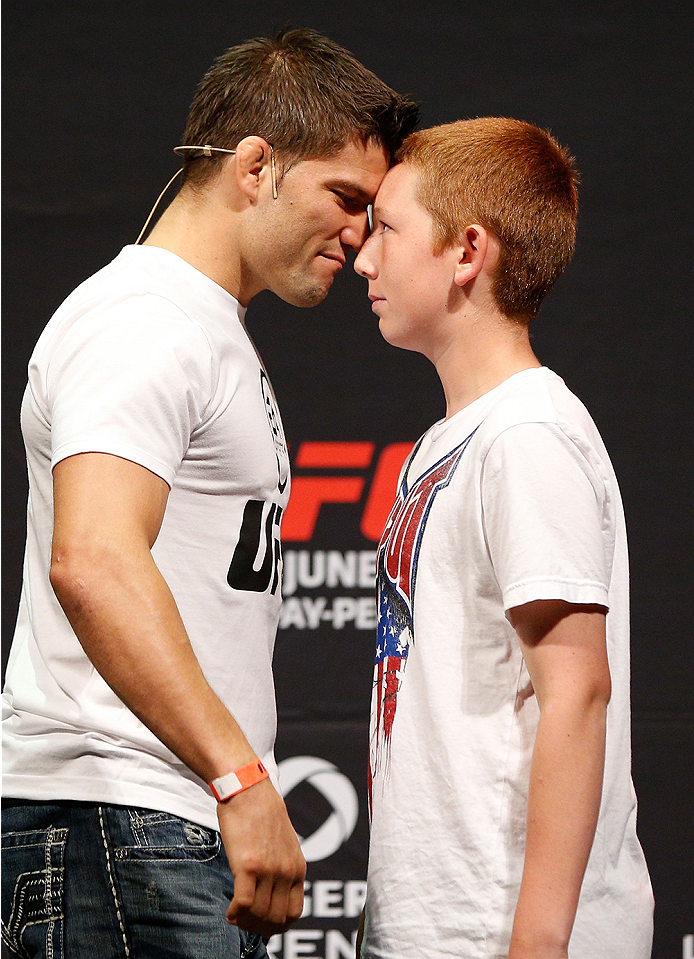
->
<box><xmin>508</xmin><ymin>599</ymin><xmax>610</xmax><ymax>958</ymax></box>
<box><xmin>508</xmin><ymin>940</ymin><xmax>568</xmax><ymax>959</ymax></box>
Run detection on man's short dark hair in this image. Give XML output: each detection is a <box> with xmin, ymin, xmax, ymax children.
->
<box><xmin>181</xmin><ymin>27</ymin><xmax>419</xmax><ymax>187</ymax></box>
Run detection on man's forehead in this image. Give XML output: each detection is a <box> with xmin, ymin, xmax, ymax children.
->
<box><xmin>308</xmin><ymin>140</ymin><xmax>389</xmax><ymax>182</ymax></box>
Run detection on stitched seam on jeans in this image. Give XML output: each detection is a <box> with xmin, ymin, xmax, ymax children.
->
<box><xmin>2</xmin><ymin>827</ymin><xmax>68</xmax><ymax>848</ymax></box>
<box><xmin>127</xmin><ymin>809</ymin><xmax>147</xmax><ymax>847</ymax></box>
<box><xmin>241</xmin><ymin>935</ymin><xmax>261</xmax><ymax>958</ymax></box>
<box><xmin>131</xmin><ymin>814</ymin><xmax>181</xmax><ymax>824</ymax></box>
<box><xmin>113</xmin><ymin>850</ymin><xmax>218</xmax><ymax>863</ymax></box>
<box><xmin>98</xmin><ymin>807</ymin><xmax>131</xmax><ymax>957</ymax></box>
<box><xmin>51</xmin><ymin>826</ymin><xmax>66</xmax><ymax>959</ymax></box>
<box><xmin>4</xmin><ymin>875</ymin><xmax>43</xmax><ymax>959</ymax></box>
<box><xmin>44</xmin><ymin>828</ymin><xmax>54</xmax><ymax>959</ymax></box>
<box><xmin>120</xmin><ymin>844</ymin><xmax>217</xmax><ymax>852</ymax></box>
<box><xmin>1</xmin><ymin>921</ymin><xmax>14</xmax><ymax>953</ymax></box>
<box><xmin>1</xmin><ymin>918</ymin><xmax>30</xmax><ymax>959</ymax></box>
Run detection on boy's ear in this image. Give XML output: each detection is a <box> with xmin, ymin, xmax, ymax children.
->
<box><xmin>233</xmin><ymin>136</ymin><xmax>274</xmax><ymax>201</ymax></box>
<box><xmin>453</xmin><ymin>224</ymin><xmax>492</xmax><ymax>287</ymax></box>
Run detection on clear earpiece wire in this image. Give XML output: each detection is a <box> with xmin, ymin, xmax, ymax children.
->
<box><xmin>135</xmin><ymin>143</ymin><xmax>276</xmax><ymax>244</ymax></box>
<box><xmin>135</xmin><ymin>168</ymin><xmax>183</xmax><ymax>245</ymax></box>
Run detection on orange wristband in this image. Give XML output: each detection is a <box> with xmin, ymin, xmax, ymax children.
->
<box><xmin>209</xmin><ymin>759</ymin><xmax>269</xmax><ymax>802</ymax></box>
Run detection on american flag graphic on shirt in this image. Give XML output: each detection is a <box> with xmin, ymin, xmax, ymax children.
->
<box><xmin>370</xmin><ymin>430</ymin><xmax>477</xmax><ymax>799</ymax></box>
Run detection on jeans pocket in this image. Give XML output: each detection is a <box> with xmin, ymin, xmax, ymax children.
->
<box><xmin>112</xmin><ymin>807</ymin><xmax>221</xmax><ymax>863</ymax></box>
<box><xmin>1</xmin><ymin>825</ymin><xmax>68</xmax><ymax>959</ymax></box>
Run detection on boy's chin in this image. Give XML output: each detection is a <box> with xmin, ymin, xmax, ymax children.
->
<box><xmin>379</xmin><ymin>320</ymin><xmax>422</xmax><ymax>355</ymax></box>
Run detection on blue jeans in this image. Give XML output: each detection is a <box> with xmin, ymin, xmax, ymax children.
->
<box><xmin>1</xmin><ymin>800</ymin><xmax>267</xmax><ymax>958</ymax></box>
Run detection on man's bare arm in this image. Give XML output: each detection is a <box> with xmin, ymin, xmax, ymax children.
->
<box><xmin>506</xmin><ymin>599</ymin><xmax>611</xmax><ymax>959</ymax></box>
<box><xmin>50</xmin><ymin>451</ymin><xmax>305</xmax><ymax>937</ymax></box>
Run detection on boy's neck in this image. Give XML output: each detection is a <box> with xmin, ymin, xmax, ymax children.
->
<box><xmin>434</xmin><ymin>309</ymin><xmax>541</xmax><ymax>419</ymax></box>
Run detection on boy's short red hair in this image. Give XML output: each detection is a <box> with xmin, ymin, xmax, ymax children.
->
<box><xmin>396</xmin><ymin>118</ymin><xmax>579</xmax><ymax>322</ymax></box>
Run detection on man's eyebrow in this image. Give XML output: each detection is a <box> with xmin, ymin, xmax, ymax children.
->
<box><xmin>326</xmin><ymin>179</ymin><xmax>374</xmax><ymax>201</ymax></box>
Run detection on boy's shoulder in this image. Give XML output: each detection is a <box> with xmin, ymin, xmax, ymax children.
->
<box><xmin>475</xmin><ymin>367</ymin><xmax>598</xmax><ymax>454</ymax></box>
<box><xmin>481</xmin><ymin>367</ymin><xmax>558</xmax><ymax>434</ymax></box>
<box><xmin>410</xmin><ymin>368</ymin><xmax>605</xmax><ymax>488</ymax></box>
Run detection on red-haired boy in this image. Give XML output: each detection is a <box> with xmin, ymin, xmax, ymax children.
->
<box><xmin>355</xmin><ymin>118</ymin><xmax>653</xmax><ymax>959</ymax></box>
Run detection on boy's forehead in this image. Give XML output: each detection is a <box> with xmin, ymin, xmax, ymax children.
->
<box><xmin>374</xmin><ymin>162</ymin><xmax>422</xmax><ymax>213</ymax></box>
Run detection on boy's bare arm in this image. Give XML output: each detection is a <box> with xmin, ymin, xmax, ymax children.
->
<box><xmin>50</xmin><ymin>451</ymin><xmax>306</xmax><ymax>938</ymax></box>
<box><xmin>506</xmin><ymin>599</ymin><xmax>611</xmax><ymax>959</ymax></box>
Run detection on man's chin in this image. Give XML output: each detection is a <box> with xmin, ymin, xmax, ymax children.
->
<box><xmin>277</xmin><ymin>278</ymin><xmax>332</xmax><ymax>309</ymax></box>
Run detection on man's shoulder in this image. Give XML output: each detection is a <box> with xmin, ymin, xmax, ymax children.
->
<box><xmin>61</xmin><ymin>245</ymin><xmax>191</xmax><ymax>312</ymax></box>
<box><xmin>35</xmin><ymin>247</ymin><xmax>219</xmax><ymax>362</ymax></box>
<box><xmin>42</xmin><ymin>248</ymin><xmax>169</xmax><ymax>335</ymax></box>
<box><xmin>25</xmin><ymin>250</ymin><xmax>227</xmax><ymax>455</ymax></box>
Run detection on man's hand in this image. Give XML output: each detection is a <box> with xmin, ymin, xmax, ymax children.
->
<box><xmin>219</xmin><ymin>779</ymin><xmax>306</xmax><ymax>938</ymax></box>
<box><xmin>50</xmin><ymin>453</ymin><xmax>306</xmax><ymax>933</ymax></box>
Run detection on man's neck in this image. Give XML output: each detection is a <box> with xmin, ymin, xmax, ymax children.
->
<box><xmin>143</xmin><ymin>193</ymin><xmax>253</xmax><ymax>305</ymax></box>
<box><xmin>433</xmin><ymin>309</ymin><xmax>541</xmax><ymax>419</ymax></box>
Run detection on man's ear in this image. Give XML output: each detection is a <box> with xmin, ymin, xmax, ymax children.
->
<box><xmin>233</xmin><ymin>136</ymin><xmax>274</xmax><ymax>201</ymax></box>
<box><xmin>453</xmin><ymin>224</ymin><xmax>493</xmax><ymax>288</ymax></box>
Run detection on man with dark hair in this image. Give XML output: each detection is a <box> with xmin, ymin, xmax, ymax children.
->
<box><xmin>1</xmin><ymin>28</ymin><xmax>418</xmax><ymax>959</ymax></box>
<box><xmin>181</xmin><ymin>27</ymin><xmax>418</xmax><ymax>189</ymax></box>
<box><xmin>355</xmin><ymin>118</ymin><xmax>652</xmax><ymax>958</ymax></box>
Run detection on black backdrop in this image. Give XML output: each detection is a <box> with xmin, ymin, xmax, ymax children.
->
<box><xmin>3</xmin><ymin>2</ymin><xmax>692</xmax><ymax>956</ymax></box>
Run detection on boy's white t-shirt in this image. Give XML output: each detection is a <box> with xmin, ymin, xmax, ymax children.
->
<box><xmin>2</xmin><ymin>245</ymin><xmax>290</xmax><ymax>831</ymax></box>
<box><xmin>364</xmin><ymin>368</ymin><xmax>653</xmax><ymax>959</ymax></box>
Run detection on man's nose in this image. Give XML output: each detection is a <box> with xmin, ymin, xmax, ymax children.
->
<box><xmin>340</xmin><ymin>210</ymin><xmax>371</xmax><ymax>252</ymax></box>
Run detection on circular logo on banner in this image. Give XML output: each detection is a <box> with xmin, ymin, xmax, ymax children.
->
<box><xmin>278</xmin><ymin>756</ymin><xmax>359</xmax><ymax>862</ymax></box>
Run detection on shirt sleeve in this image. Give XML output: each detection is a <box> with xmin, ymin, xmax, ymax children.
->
<box><xmin>46</xmin><ymin>294</ymin><xmax>215</xmax><ymax>487</ymax></box>
<box><xmin>480</xmin><ymin>421</ymin><xmax>612</xmax><ymax>611</ymax></box>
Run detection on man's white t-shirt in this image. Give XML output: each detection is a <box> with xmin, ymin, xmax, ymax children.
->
<box><xmin>2</xmin><ymin>245</ymin><xmax>290</xmax><ymax>831</ymax></box>
<box><xmin>364</xmin><ymin>368</ymin><xmax>653</xmax><ymax>959</ymax></box>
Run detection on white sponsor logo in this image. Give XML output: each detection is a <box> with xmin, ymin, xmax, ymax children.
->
<box><xmin>280</xmin><ymin>551</ymin><xmax>378</xmax><ymax>631</ymax></box>
<box><xmin>280</xmin><ymin>595</ymin><xmax>376</xmax><ymax>631</ymax></box>
<box><xmin>267</xmin><ymin>928</ymin><xmax>356</xmax><ymax>959</ymax></box>
<box><xmin>283</xmin><ymin>550</ymin><xmax>376</xmax><ymax>596</ymax></box>
<box><xmin>278</xmin><ymin>756</ymin><xmax>359</xmax><ymax>862</ymax></box>
<box><xmin>266</xmin><ymin>881</ymin><xmax>366</xmax><ymax>957</ymax></box>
